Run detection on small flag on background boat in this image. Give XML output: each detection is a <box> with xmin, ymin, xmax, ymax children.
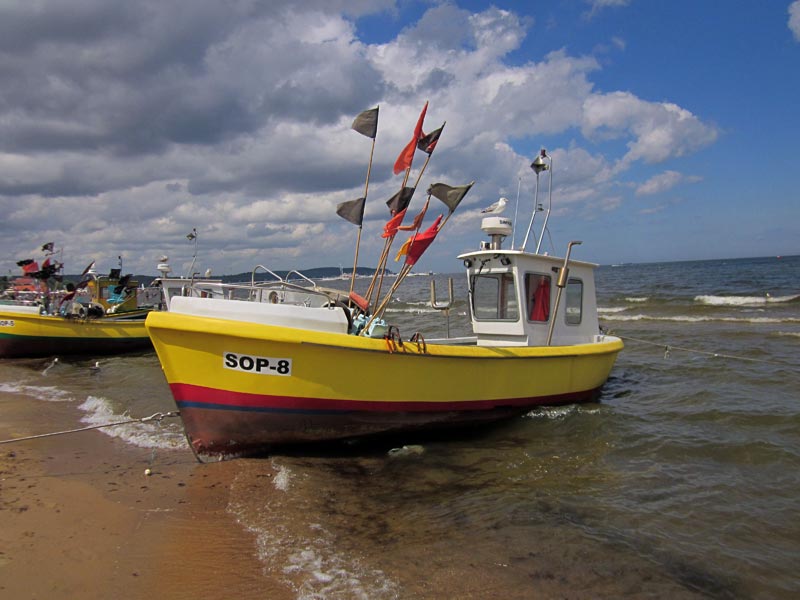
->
<box><xmin>385</xmin><ymin>186</ymin><xmax>415</xmax><ymax>215</ymax></box>
<box><xmin>41</xmin><ymin>242</ymin><xmax>54</xmax><ymax>253</ymax></box>
<box><xmin>393</xmin><ymin>102</ymin><xmax>428</xmax><ymax>175</ymax></box>
<box><xmin>417</xmin><ymin>124</ymin><xmax>444</xmax><ymax>155</ymax></box>
<box><xmin>336</xmin><ymin>197</ymin><xmax>366</xmax><ymax>227</ymax></box>
<box><xmin>428</xmin><ymin>181</ymin><xmax>474</xmax><ymax>214</ymax></box>
<box><xmin>17</xmin><ymin>259</ymin><xmax>39</xmax><ymax>274</ymax></box>
<box><xmin>351</xmin><ymin>107</ymin><xmax>379</xmax><ymax>139</ymax></box>
<box><xmin>405</xmin><ymin>214</ymin><xmax>443</xmax><ymax>266</ymax></box>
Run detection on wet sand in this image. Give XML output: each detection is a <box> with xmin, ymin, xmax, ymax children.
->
<box><xmin>1</xmin><ymin>389</ymin><xmax>713</xmax><ymax>599</ymax></box>
<box><xmin>0</xmin><ymin>391</ymin><xmax>293</xmax><ymax>599</ymax></box>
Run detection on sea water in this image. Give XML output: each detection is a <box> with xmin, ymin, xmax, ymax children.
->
<box><xmin>1</xmin><ymin>255</ymin><xmax>798</xmax><ymax>598</ymax></box>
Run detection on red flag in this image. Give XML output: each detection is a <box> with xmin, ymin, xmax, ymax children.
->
<box><xmin>22</xmin><ymin>261</ymin><xmax>39</xmax><ymax>274</ymax></box>
<box><xmin>393</xmin><ymin>102</ymin><xmax>428</xmax><ymax>175</ymax></box>
<box><xmin>382</xmin><ymin>208</ymin><xmax>408</xmax><ymax>238</ymax></box>
<box><xmin>405</xmin><ymin>214</ymin><xmax>443</xmax><ymax>266</ymax></box>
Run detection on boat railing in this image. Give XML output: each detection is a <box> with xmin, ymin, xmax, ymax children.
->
<box><xmin>186</xmin><ymin>277</ymin><xmax>339</xmax><ymax>308</ymax></box>
<box><xmin>285</xmin><ymin>270</ymin><xmax>318</xmax><ymax>288</ymax></box>
<box><xmin>251</xmin><ymin>265</ymin><xmax>283</xmax><ymax>287</ymax></box>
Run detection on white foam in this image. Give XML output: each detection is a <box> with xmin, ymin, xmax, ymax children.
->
<box><xmin>77</xmin><ymin>395</ymin><xmax>186</xmax><ymax>450</ymax></box>
<box><xmin>273</xmin><ymin>464</ymin><xmax>292</xmax><ymax>491</ymax></box>
<box><xmin>0</xmin><ymin>382</ymin><xmax>74</xmax><ymax>402</ymax></box>
<box><xmin>601</xmin><ymin>314</ymin><xmax>800</xmax><ymax>324</ymax></box>
<box><xmin>598</xmin><ymin>306</ymin><xmax>628</xmax><ymax>314</ymax></box>
<box><xmin>226</xmin><ymin>460</ymin><xmax>399</xmax><ymax>600</ymax></box>
<box><xmin>384</xmin><ymin>306</ymin><xmax>438</xmax><ymax>314</ymax></box>
<box><xmin>625</xmin><ymin>296</ymin><xmax>649</xmax><ymax>303</ymax></box>
<box><xmin>695</xmin><ymin>294</ymin><xmax>799</xmax><ymax>307</ymax></box>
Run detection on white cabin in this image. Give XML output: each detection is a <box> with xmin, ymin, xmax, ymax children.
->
<box><xmin>459</xmin><ymin>217</ymin><xmax>601</xmax><ymax>347</ymax></box>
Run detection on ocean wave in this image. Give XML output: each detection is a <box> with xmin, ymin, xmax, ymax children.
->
<box><xmin>598</xmin><ymin>307</ymin><xmax>629</xmax><ymax>314</ymax></box>
<box><xmin>227</xmin><ymin>460</ymin><xmax>399</xmax><ymax>599</ymax></box>
<box><xmin>601</xmin><ymin>314</ymin><xmax>800</xmax><ymax>324</ymax></box>
<box><xmin>524</xmin><ymin>405</ymin><xmax>602</xmax><ymax>419</ymax></box>
<box><xmin>0</xmin><ymin>382</ymin><xmax>74</xmax><ymax>402</ymax></box>
<box><xmin>695</xmin><ymin>294</ymin><xmax>800</xmax><ymax>307</ymax></box>
<box><xmin>385</xmin><ymin>306</ymin><xmax>438</xmax><ymax>314</ymax></box>
<box><xmin>77</xmin><ymin>395</ymin><xmax>186</xmax><ymax>450</ymax></box>
<box><xmin>774</xmin><ymin>331</ymin><xmax>800</xmax><ymax>338</ymax></box>
<box><xmin>625</xmin><ymin>297</ymin><xmax>650</xmax><ymax>303</ymax></box>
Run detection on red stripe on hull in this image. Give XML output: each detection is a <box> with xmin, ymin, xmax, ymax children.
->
<box><xmin>170</xmin><ymin>383</ymin><xmax>597</xmax><ymax>413</ymax></box>
<box><xmin>169</xmin><ymin>383</ymin><xmax>603</xmax><ymax>456</ymax></box>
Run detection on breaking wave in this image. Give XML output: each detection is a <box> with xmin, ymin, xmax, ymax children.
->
<box><xmin>695</xmin><ymin>294</ymin><xmax>800</xmax><ymax>307</ymax></box>
<box><xmin>77</xmin><ymin>395</ymin><xmax>186</xmax><ymax>450</ymax></box>
<box><xmin>0</xmin><ymin>381</ymin><xmax>74</xmax><ymax>402</ymax></box>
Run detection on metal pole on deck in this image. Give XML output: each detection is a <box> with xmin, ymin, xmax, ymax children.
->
<box><xmin>547</xmin><ymin>241</ymin><xmax>581</xmax><ymax>346</ymax></box>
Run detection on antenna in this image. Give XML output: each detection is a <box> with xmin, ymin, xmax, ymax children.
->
<box><xmin>522</xmin><ymin>149</ymin><xmax>550</xmax><ymax>252</ymax></box>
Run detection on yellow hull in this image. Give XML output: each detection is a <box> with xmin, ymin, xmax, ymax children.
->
<box><xmin>146</xmin><ymin>311</ymin><xmax>623</xmax><ymax>455</ymax></box>
<box><xmin>0</xmin><ymin>308</ymin><xmax>151</xmax><ymax>358</ymax></box>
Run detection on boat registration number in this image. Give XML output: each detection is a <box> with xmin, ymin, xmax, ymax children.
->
<box><xmin>0</xmin><ymin>320</ymin><xmax>14</xmax><ymax>327</ymax></box>
<box><xmin>224</xmin><ymin>351</ymin><xmax>292</xmax><ymax>376</ymax></box>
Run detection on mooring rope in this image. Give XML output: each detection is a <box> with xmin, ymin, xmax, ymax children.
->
<box><xmin>0</xmin><ymin>411</ymin><xmax>180</xmax><ymax>446</ymax></box>
<box><xmin>611</xmin><ymin>332</ymin><xmax>800</xmax><ymax>369</ymax></box>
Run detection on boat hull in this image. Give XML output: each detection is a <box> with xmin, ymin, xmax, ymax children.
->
<box><xmin>0</xmin><ymin>309</ymin><xmax>152</xmax><ymax>358</ymax></box>
<box><xmin>146</xmin><ymin>311</ymin><xmax>623</xmax><ymax>456</ymax></box>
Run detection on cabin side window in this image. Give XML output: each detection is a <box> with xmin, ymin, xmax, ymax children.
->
<box><xmin>525</xmin><ymin>273</ymin><xmax>551</xmax><ymax>322</ymax></box>
<box><xmin>564</xmin><ymin>278</ymin><xmax>583</xmax><ymax>325</ymax></box>
<box><xmin>471</xmin><ymin>272</ymin><xmax>519</xmax><ymax>321</ymax></box>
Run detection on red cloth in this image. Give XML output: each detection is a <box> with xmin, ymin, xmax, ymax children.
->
<box><xmin>382</xmin><ymin>208</ymin><xmax>408</xmax><ymax>238</ymax></box>
<box><xmin>531</xmin><ymin>278</ymin><xmax>551</xmax><ymax>321</ymax></box>
<box><xmin>405</xmin><ymin>214</ymin><xmax>443</xmax><ymax>266</ymax></box>
<box><xmin>393</xmin><ymin>102</ymin><xmax>428</xmax><ymax>174</ymax></box>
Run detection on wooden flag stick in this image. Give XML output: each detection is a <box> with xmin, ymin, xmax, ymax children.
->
<box><xmin>349</xmin><ymin>135</ymin><xmax>376</xmax><ymax>298</ymax></box>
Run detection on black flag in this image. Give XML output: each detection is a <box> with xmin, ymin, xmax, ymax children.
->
<box><xmin>417</xmin><ymin>123</ymin><xmax>444</xmax><ymax>154</ymax></box>
<box><xmin>336</xmin><ymin>197</ymin><xmax>366</xmax><ymax>227</ymax></box>
<box><xmin>428</xmin><ymin>181</ymin><xmax>474</xmax><ymax>214</ymax></box>
<box><xmin>386</xmin><ymin>186</ymin><xmax>415</xmax><ymax>215</ymax></box>
<box><xmin>351</xmin><ymin>107</ymin><xmax>379</xmax><ymax>139</ymax></box>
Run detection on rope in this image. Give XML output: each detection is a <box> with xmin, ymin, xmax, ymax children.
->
<box><xmin>612</xmin><ymin>333</ymin><xmax>800</xmax><ymax>369</ymax></box>
<box><xmin>0</xmin><ymin>411</ymin><xmax>180</xmax><ymax>446</ymax></box>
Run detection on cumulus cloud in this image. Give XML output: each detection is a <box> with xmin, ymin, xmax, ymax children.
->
<box><xmin>0</xmin><ymin>0</ymin><xmax>718</xmax><ymax>276</ymax></box>
<box><xmin>790</xmin><ymin>1</ymin><xmax>800</xmax><ymax>41</ymax></box>
<box><xmin>584</xmin><ymin>0</ymin><xmax>631</xmax><ymax>19</ymax></box>
<box><xmin>635</xmin><ymin>170</ymin><xmax>701</xmax><ymax>196</ymax></box>
<box><xmin>582</xmin><ymin>92</ymin><xmax>718</xmax><ymax>167</ymax></box>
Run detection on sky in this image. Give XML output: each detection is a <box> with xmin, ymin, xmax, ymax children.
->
<box><xmin>1</xmin><ymin>0</ymin><xmax>799</xmax><ymax>278</ymax></box>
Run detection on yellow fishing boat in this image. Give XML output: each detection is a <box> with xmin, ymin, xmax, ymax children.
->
<box><xmin>0</xmin><ymin>304</ymin><xmax>150</xmax><ymax>358</ymax></box>
<box><xmin>146</xmin><ymin>112</ymin><xmax>623</xmax><ymax>457</ymax></box>
<box><xmin>0</xmin><ymin>263</ymin><xmax>153</xmax><ymax>358</ymax></box>
<box><xmin>146</xmin><ymin>222</ymin><xmax>622</xmax><ymax>457</ymax></box>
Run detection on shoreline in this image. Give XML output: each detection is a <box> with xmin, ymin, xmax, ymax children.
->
<box><xmin>0</xmin><ymin>390</ymin><xmax>293</xmax><ymax>599</ymax></box>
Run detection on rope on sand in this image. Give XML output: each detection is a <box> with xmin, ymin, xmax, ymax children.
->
<box><xmin>0</xmin><ymin>411</ymin><xmax>180</xmax><ymax>446</ymax></box>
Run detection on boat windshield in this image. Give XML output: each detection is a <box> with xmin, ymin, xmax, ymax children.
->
<box><xmin>471</xmin><ymin>272</ymin><xmax>519</xmax><ymax>321</ymax></box>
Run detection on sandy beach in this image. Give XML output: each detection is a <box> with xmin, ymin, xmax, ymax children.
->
<box><xmin>0</xmin><ymin>390</ymin><xmax>293</xmax><ymax>599</ymax></box>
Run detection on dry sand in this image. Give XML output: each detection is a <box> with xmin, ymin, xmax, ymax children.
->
<box><xmin>0</xmin><ymin>391</ymin><xmax>293</xmax><ymax>599</ymax></box>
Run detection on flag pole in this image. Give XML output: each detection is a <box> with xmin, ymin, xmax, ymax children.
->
<box><xmin>369</xmin><ymin>139</ymin><xmax>437</xmax><ymax>310</ymax></box>
<box><xmin>349</xmin><ymin>134</ymin><xmax>376</xmax><ymax>297</ymax></box>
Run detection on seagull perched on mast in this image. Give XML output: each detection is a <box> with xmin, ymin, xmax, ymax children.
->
<box><xmin>481</xmin><ymin>197</ymin><xmax>508</xmax><ymax>215</ymax></box>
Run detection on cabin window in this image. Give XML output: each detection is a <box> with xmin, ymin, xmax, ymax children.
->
<box><xmin>471</xmin><ymin>272</ymin><xmax>519</xmax><ymax>321</ymax></box>
<box><xmin>525</xmin><ymin>273</ymin><xmax>551</xmax><ymax>322</ymax></box>
<box><xmin>564</xmin><ymin>278</ymin><xmax>583</xmax><ymax>325</ymax></box>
